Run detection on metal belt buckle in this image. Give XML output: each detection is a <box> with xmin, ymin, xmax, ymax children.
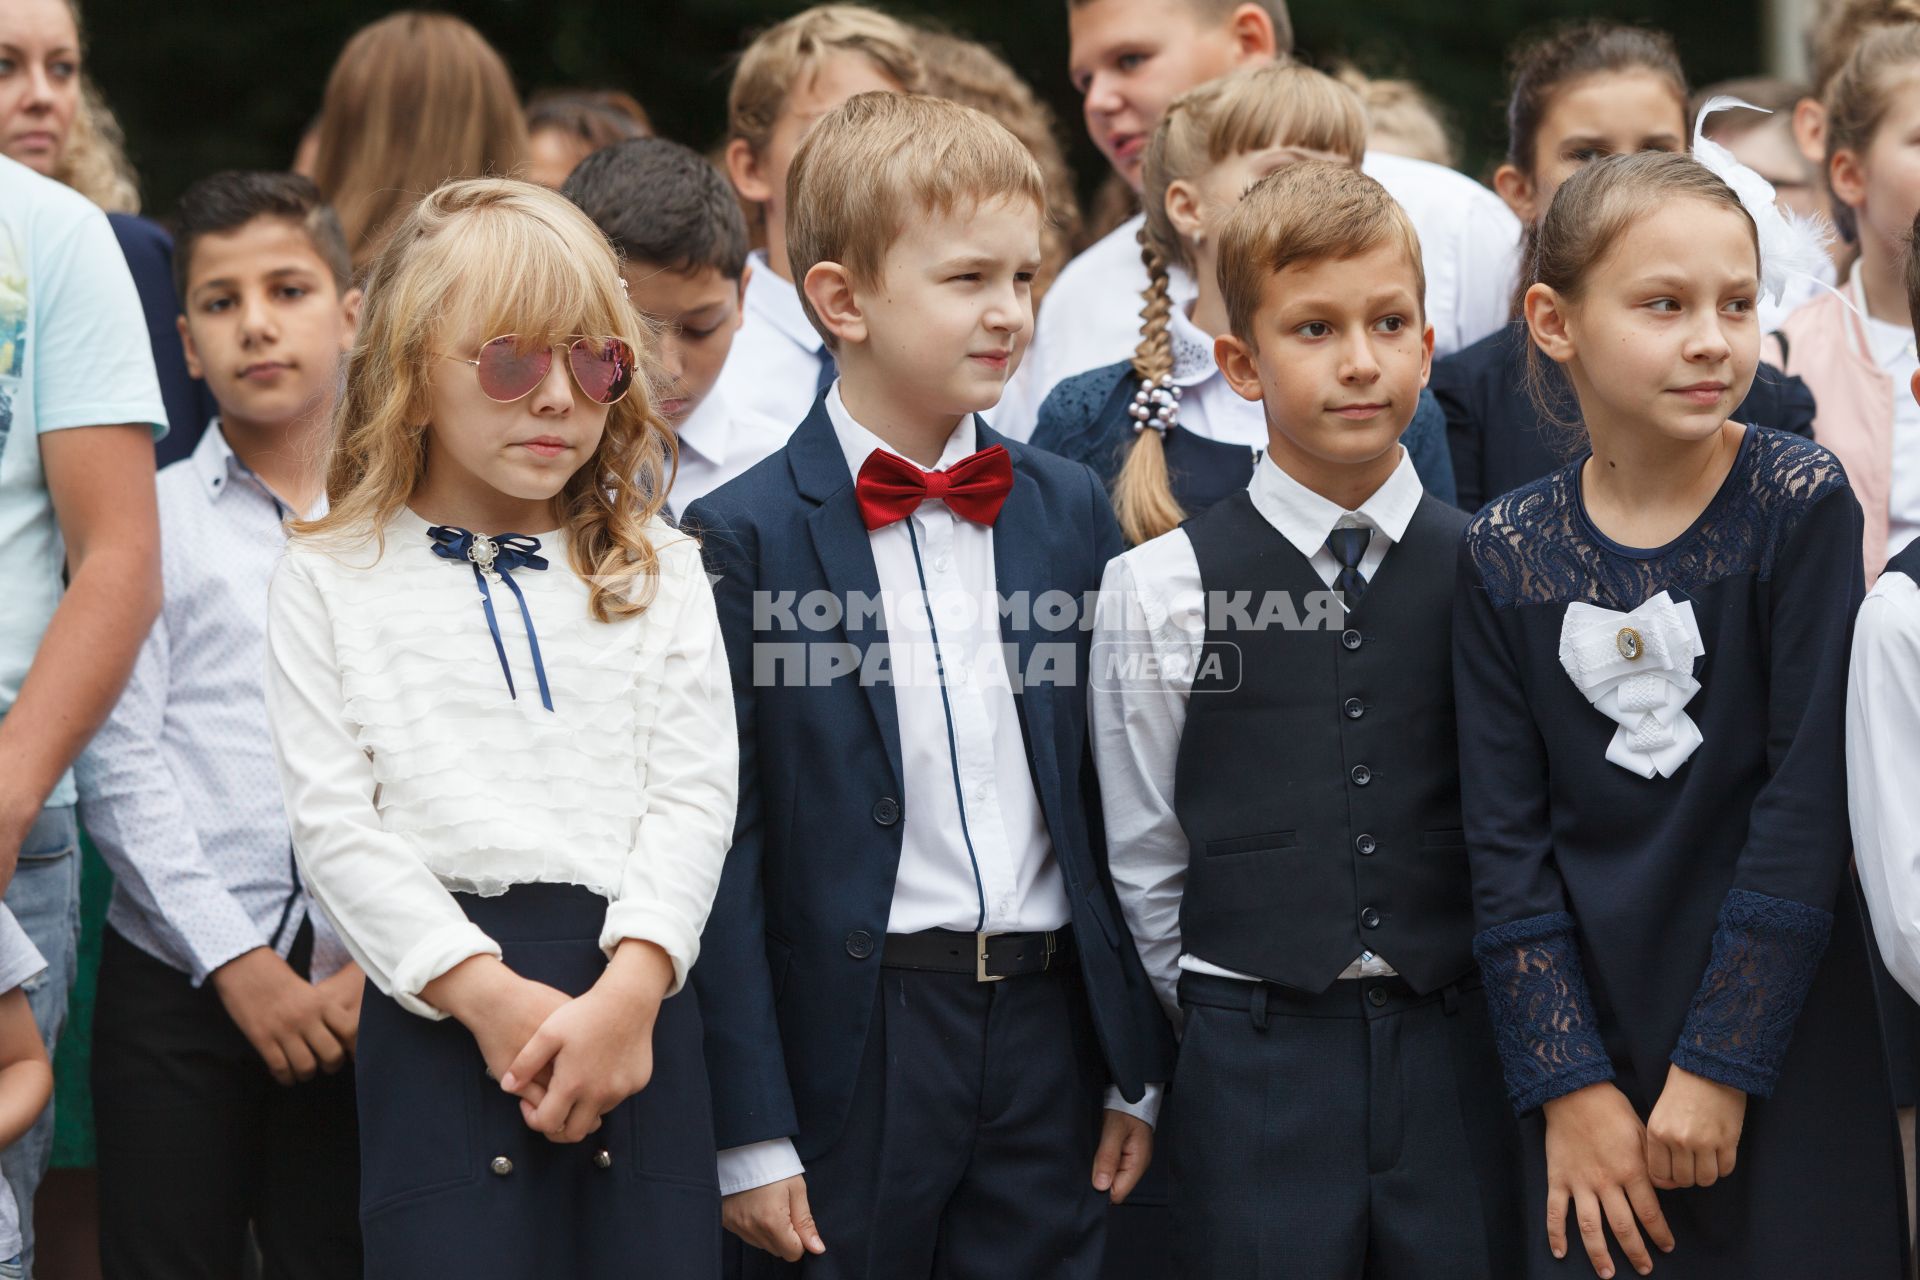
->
<box><xmin>975</xmin><ymin>931</ymin><xmax>1005</xmax><ymax>983</ymax></box>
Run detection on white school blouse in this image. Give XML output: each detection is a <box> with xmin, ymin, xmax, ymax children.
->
<box><xmin>263</xmin><ymin>507</ymin><xmax>737</xmax><ymax>1019</ymax></box>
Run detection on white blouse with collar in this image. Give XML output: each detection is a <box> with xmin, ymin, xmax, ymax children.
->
<box><xmin>264</xmin><ymin>506</ymin><xmax>737</xmax><ymax>1019</ymax></box>
<box><xmin>1161</xmin><ymin>304</ymin><xmax>1270</xmax><ymax>449</ymax></box>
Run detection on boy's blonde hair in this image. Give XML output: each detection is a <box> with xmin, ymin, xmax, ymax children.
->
<box><xmin>786</xmin><ymin>92</ymin><xmax>1047</xmax><ymax>348</ymax></box>
<box><xmin>1219</xmin><ymin>161</ymin><xmax>1424</xmax><ymax>346</ymax></box>
<box><xmin>293</xmin><ymin>178</ymin><xmax>673</xmax><ymax>624</ymax></box>
<box><xmin>727</xmin><ymin>4</ymin><xmax>925</xmax><ymax>161</ymax></box>
<box><xmin>1114</xmin><ymin>63</ymin><xmax>1367</xmax><ymax>546</ymax></box>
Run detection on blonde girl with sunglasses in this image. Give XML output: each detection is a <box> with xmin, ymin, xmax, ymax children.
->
<box><xmin>262</xmin><ymin>177</ymin><xmax>737</xmax><ymax>1279</ymax></box>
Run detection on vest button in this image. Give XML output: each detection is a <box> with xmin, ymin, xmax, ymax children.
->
<box><xmin>872</xmin><ymin>797</ymin><xmax>901</xmax><ymax>826</ymax></box>
<box><xmin>845</xmin><ymin>930</ymin><xmax>874</xmax><ymax>959</ymax></box>
<box><xmin>1367</xmin><ymin>985</ymin><xmax>1389</xmax><ymax>1007</ymax></box>
<box><xmin>1355</xmin><ymin>833</ymin><xmax>1377</xmax><ymax>856</ymax></box>
<box><xmin>593</xmin><ymin>1149</ymin><xmax>612</xmax><ymax>1169</ymax></box>
<box><xmin>1361</xmin><ymin>907</ymin><xmax>1382</xmax><ymax>929</ymax></box>
<box><xmin>490</xmin><ymin>1156</ymin><xmax>513</xmax><ymax>1176</ymax></box>
<box><xmin>1350</xmin><ymin>764</ymin><xmax>1372</xmax><ymax>786</ymax></box>
<box><xmin>1343</xmin><ymin>697</ymin><xmax>1365</xmax><ymax>720</ymax></box>
<box><xmin>1341</xmin><ymin>628</ymin><xmax>1363</xmax><ymax>651</ymax></box>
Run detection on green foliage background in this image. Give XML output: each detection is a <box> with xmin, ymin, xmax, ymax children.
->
<box><xmin>85</xmin><ymin>0</ymin><xmax>1769</xmax><ymax>221</ymax></box>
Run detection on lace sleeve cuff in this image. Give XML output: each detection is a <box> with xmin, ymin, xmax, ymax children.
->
<box><xmin>1474</xmin><ymin>912</ymin><xmax>1616</xmax><ymax>1114</ymax></box>
<box><xmin>1670</xmin><ymin>889</ymin><xmax>1832</xmax><ymax>1098</ymax></box>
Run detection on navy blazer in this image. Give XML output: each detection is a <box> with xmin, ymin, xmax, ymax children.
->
<box><xmin>682</xmin><ymin>402</ymin><xmax>1176</xmax><ymax>1159</ymax></box>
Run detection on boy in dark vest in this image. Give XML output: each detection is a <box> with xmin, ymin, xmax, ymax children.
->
<box><xmin>1089</xmin><ymin>160</ymin><xmax>1520</xmax><ymax>1280</ymax></box>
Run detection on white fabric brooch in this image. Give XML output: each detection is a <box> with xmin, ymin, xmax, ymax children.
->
<box><xmin>1557</xmin><ymin>591</ymin><xmax>1705</xmax><ymax>779</ymax></box>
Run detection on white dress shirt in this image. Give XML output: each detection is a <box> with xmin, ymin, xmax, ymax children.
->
<box><xmin>1158</xmin><ymin>304</ymin><xmax>1271</xmax><ymax>447</ymax></box>
<box><xmin>263</xmin><ymin>507</ymin><xmax>737</xmax><ymax>1018</ymax></box>
<box><xmin>664</xmin><ymin>388</ymin><xmax>791</xmax><ymax>520</ymax></box>
<box><xmin>990</xmin><ymin>152</ymin><xmax>1521</xmax><ymax>442</ymax></box>
<box><xmin>711</xmin><ymin>251</ymin><xmax>829</xmax><ymax>446</ymax></box>
<box><xmin>78</xmin><ymin>423</ymin><xmax>350</xmax><ymax>985</ymax></box>
<box><xmin>1848</xmin><ymin>565</ymin><xmax>1920</xmax><ymax>1003</ymax></box>
<box><xmin>716</xmin><ymin>384</ymin><xmax>1158</xmax><ymax>1196</ymax></box>
<box><xmin>1090</xmin><ymin>449</ymin><xmax>1425</xmax><ymax>1023</ymax></box>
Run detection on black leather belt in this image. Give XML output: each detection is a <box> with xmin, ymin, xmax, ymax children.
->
<box><xmin>882</xmin><ymin>928</ymin><xmax>1074</xmax><ymax>982</ymax></box>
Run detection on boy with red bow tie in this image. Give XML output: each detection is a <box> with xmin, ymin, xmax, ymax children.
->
<box><xmin>682</xmin><ymin>92</ymin><xmax>1173</xmax><ymax>1280</ymax></box>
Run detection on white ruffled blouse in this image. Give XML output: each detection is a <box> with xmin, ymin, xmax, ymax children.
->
<box><xmin>263</xmin><ymin>506</ymin><xmax>737</xmax><ymax>1018</ymax></box>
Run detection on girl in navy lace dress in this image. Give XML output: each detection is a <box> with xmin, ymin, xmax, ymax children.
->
<box><xmin>1456</xmin><ymin>150</ymin><xmax>1906</xmax><ymax>1278</ymax></box>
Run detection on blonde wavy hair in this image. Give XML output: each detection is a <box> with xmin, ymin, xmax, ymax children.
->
<box><xmin>1115</xmin><ymin>61</ymin><xmax>1367</xmax><ymax>546</ymax></box>
<box><xmin>292</xmin><ymin>178</ymin><xmax>674</xmax><ymax>623</ymax></box>
<box><xmin>41</xmin><ymin>0</ymin><xmax>138</xmax><ymax>213</ymax></box>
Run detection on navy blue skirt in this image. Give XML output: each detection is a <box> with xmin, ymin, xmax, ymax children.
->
<box><xmin>355</xmin><ymin>883</ymin><xmax>719</xmax><ymax>1279</ymax></box>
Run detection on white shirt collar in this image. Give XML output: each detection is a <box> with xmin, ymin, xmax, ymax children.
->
<box><xmin>743</xmin><ymin>249</ymin><xmax>826</xmax><ymax>355</ymax></box>
<box><xmin>1247</xmin><ymin>446</ymin><xmax>1423</xmax><ymax>563</ymax></box>
<box><xmin>824</xmin><ymin>382</ymin><xmax>978</xmax><ymax>483</ymax></box>
<box><xmin>672</xmin><ymin>387</ymin><xmax>734</xmax><ymax>468</ymax></box>
<box><xmin>188</xmin><ymin>417</ymin><xmax>241</xmax><ymax>501</ymax></box>
<box><xmin>1166</xmin><ymin>304</ymin><xmax>1221</xmax><ymax>387</ymax></box>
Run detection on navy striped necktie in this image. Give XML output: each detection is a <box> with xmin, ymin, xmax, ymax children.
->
<box><xmin>1326</xmin><ymin>524</ymin><xmax>1372</xmax><ymax>606</ymax></box>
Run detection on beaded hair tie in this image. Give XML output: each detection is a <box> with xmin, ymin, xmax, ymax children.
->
<box><xmin>1129</xmin><ymin>374</ymin><xmax>1183</xmax><ymax>434</ymax></box>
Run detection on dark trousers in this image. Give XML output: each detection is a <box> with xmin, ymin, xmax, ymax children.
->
<box><xmin>1170</xmin><ymin>972</ymin><xmax>1522</xmax><ymax>1280</ymax></box>
<box><xmin>92</xmin><ymin>922</ymin><xmax>362</xmax><ymax>1280</ymax></box>
<box><xmin>354</xmin><ymin>884</ymin><xmax>718</xmax><ymax>1280</ymax></box>
<box><xmin>742</xmin><ymin>961</ymin><xmax>1110</xmax><ymax>1280</ymax></box>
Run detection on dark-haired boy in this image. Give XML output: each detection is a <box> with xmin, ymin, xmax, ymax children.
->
<box><xmin>563</xmin><ymin>136</ymin><xmax>772</xmax><ymax>517</ymax></box>
<box><xmin>78</xmin><ymin>170</ymin><xmax>365</xmax><ymax>1279</ymax></box>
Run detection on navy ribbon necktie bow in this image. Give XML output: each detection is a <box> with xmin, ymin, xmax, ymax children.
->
<box><xmin>426</xmin><ymin>525</ymin><xmax>555</xmax><ymax>712</ymax></box>
<box><xmin>1326</xmin><ymin>524</ymin><xmax>1373</xmax><ymax>607</ymax></box>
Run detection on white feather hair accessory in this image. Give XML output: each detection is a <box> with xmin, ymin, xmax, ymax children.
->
<box><xmin>1691</xmin><ymin>95</ymin><xmax>1835</xmax><ymax>306</ymax></box>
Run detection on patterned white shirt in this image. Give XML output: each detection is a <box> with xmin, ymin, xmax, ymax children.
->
<box><xmin>78</xmin><ymin>422</ymin><xmax>349</xmax><ymax>985</ymax></box>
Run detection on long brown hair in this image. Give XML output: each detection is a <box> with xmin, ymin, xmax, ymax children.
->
<box><xmin>1500</xmin><ymin>22</ymin><xmax>1688</xmax><ymax>317</ymax></box>
<box><xmin>1113</xmin><ymin>61</ymin><xmax>1367</xmax><ymax>546</ymax></box>
<box><xmin>293</xmin><ymin>179</ymin><xmax>673</xmax><ymax>624</ymax></box>
<box><xmin>1824</xmin><ymin>22</ymin><xmax>1920</xmax><ymax>243</ymax></box>
<box><xmin>311</xmin><ymin>12</ymin><xmax>530</xmax><ymax>271</ymax></box>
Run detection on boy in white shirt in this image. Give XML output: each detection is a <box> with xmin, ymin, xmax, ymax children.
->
<box><xmin>79</xmin><ymin>171</ymin><xmax>364</xmax><ymax>1279</ymax></box>
<box><xmin>714</xmin><ymin>5</ymin><xmax>921</xmax><ymax>446</ymax></box>
<box><xmin>563</xmin><ymin>137</ymin><xmax>766</xmax><ymax>517</ymax></box>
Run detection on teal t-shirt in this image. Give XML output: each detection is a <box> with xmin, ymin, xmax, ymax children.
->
<box><xmin>0</xmin><ymin>155</ymin><xmax>166</xmax><ymax>806</ymax></box>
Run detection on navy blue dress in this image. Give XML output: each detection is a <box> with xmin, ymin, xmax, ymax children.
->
<box><xmin>1031</xmin><ymin>361</ymin><xmax>1458</xmax><ymax>531</ymax></box>
<box><xmin>1434</xmin><ymin>321</ymin><xmax>1815</xmax><ymax>511</ymax></box>
<box><xmin>1455</xmin><ymin>426</ymin><xmax>1905</xmax><ymax>1277</ymax></box>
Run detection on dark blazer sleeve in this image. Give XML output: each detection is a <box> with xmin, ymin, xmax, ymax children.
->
<box><xmin>1430</xmin><ymin>348</ymin><xmax>1485</xmax><ymax>512</ymax></box>
<box><xmin>1740</xmin><ymin>360</ymin><xmax>1817</xmax><ymax>440</ymax></box>
<box><xmin>1405</xmin><ymin>388</ymin><xmax>1459</xmax><ymax>508</ymax></box>
<box><xmin>109</xmin><ymin>213</ymin><xmax>215</xmax><ymax>467</ymax></box>
<box><xmin>682</xmin><ymin>492</ymin><xmax>802</xmax><ymax>1150</ymax></box>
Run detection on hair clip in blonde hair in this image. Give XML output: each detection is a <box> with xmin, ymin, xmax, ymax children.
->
<box><xmin>1130</xmin><ymin>374</ymin><xmax>1182</xmax><ymax>434</ymax></box>
<box><xmin>1692</xmin><ymin>97</ymin><xmax>1835</xmax><ymax>307</ymax></box>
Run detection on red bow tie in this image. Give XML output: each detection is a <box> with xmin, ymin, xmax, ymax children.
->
<box><xmin>855</xmin><ymin>444</ymin><xmax>1014</xmax><ymax>531</ymax></box>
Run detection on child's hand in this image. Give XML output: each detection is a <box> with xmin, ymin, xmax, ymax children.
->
<box><xmin>1091</xmin><ymin>1109</ymin><xmax>1153</xmax><ymax>1204</ymax></box>
<box><xmin>1645</xmin><ymin>1064</ymin><xmax>1746</xmax><ymax>1190</ymax></box>
<box><xmin>1543</xmin><ymin>1082</ymin><xmax>1675</xmax><ymax>1279</ymax></box>
<box><xmin>313</xmin><ymin>961</ymin><xmax>365</xmax><ymax>1057</ymax></box>
<box><xmin>722</xmin><ymin>1175</ymin><xmax>826</xmax><ymax>1261</ymax></box>
<box><xmin>210</xmin><ymin>947</ymin><xmax>349</xmax><ymax>1085</ymax></box>
<box><xmin>500</xmin><ymin>938</ymin><xmax>675</xmax><ymax>1144</ymax></box>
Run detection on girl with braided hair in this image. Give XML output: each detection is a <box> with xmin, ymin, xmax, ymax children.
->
<box><xmin>1030</xmin><ymin>62</ymin><xmax>1456</xmax><ymax>545</ymax></box>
